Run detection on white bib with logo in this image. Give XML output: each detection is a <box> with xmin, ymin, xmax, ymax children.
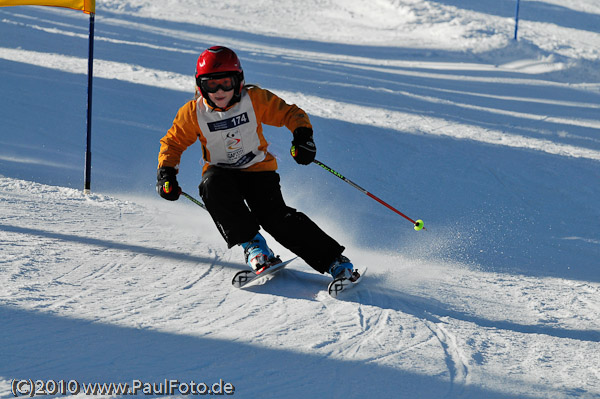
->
<box><xmin>196</xmin><ymin>92</ymin><xmax>265</xmax><ymax>169</ymax></box>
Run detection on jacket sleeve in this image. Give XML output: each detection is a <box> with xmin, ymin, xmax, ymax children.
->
<box><xmin>158</xmin><ymin>101</ymin><xmax>201</xmax><ymax>170</ymax></box>
<box><xmin>248</xmin><ymin>87</ymin><xmax>312</xmax><ymax>133</ymax></box>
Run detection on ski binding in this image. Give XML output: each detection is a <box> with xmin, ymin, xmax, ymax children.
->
<box><xmin>232</xmin><ymin>257</ymin><xmax>297</xmax><ymax>289</ymax></box>
<box><xmin>327</xmin><ymin>268</ymin><xmax>366</xmax><ymax>298</ymax></box>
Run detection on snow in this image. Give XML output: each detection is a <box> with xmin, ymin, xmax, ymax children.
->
<box><xmin>0</xmin><ymin>0</ymin><xmax>599</xmax><ymax>398</ymax></box>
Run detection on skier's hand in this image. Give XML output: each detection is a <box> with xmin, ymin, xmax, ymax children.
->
<box><xmin>290</xmin><ymin>127</ymin><xmax>316</xmax><ymax>165</ymax></box>
<box><xmin>156</xmin><ymin>167</ymin><xmax>181</xmax><ymax>201</ymax></box>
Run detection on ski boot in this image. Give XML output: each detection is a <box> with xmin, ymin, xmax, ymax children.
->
<box><xmin>327</xmin><ymin>255</ymin><xmax>363</xmax><ymax>297</ymax></box>
<box><xmin>328</xmin><ymin>255</ymin><xmax>358</xmax><ymax>281</ymax></box>
<box><xmin>241</xmin><ymin>232</ymin><xmax>279</xmax><ymax>273</ymax></box>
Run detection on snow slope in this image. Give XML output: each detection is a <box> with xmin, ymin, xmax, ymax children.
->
<box><xmin>1</xmin><ymin>1</ymin><xmax>599</xmax><ymax>398</ymax></box>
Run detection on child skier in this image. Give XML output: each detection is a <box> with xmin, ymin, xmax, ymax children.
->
<box><xmin>156</xmin><ymin>46</ymin><xmax>357</xmax><ymax>281</ymax></box>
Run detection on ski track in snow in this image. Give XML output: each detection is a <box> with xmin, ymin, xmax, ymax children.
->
<box><xmin>2</xmin><ymin>177</ymin><xmax>599</xmax><ymax>398</ymax></box>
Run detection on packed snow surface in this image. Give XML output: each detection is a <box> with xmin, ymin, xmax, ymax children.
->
<box><xmin>1</xmin><ymin>0</ymin><xmax>599</xmax><ymax>398</ymax></box>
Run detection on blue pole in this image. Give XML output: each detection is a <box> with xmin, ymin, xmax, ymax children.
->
<box><xmin>84</xmin><ymin>12</ymin><xmax>95</xmax><ymax>193</ymax></box>
<box><xmin>514</xmin><ymin>0</ymin><xmax>521</xmax><ymax>40</ymax></box>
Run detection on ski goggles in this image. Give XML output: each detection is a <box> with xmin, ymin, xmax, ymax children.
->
<box><xmin>200</xmin><ymin>76</ymin><xmax>235</xmax><ymax>93</ymax></box>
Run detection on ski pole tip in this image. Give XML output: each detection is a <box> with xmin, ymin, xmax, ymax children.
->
<box><xmin>414</xmin><ymin>219</ymin><xmax>425</xmax><ymax>231</ymax></box>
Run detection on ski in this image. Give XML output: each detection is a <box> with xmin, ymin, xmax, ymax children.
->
<box><xmin>327</xmin><ymin>268</ymin><xmax>367</xmax><ymax>298</ymax></box>
<box><xmin>232</xmin><ymin>257</ymin><xmax>297</xmax><ymax>289</ymax></box>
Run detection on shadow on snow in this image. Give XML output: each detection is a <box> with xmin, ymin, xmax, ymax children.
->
<box><xmin>1</xmin><ymin>304</ymin><xmax>533</xmax><ymax>399</ymax></box>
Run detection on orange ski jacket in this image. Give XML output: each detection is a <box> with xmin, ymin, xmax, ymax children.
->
<box><xmin>158</xmin><ymin>86</ymin><xmax>312</xmax><ymax>174</ymax></box>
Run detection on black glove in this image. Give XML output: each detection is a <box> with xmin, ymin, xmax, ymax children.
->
<box><xmin>290</xmin><ymin>127</ymin><xmax>316</xmax><ymax>165</ymax></box>
<box><xmin>156</xmin><ymin>167</ymin><xmax>181</xmax><ymax>201</ymax></box>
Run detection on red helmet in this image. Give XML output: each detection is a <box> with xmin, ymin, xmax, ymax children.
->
<box><xmin>195</xmin><ymin>46</ymin><xmax>245</xmax><ymax>104</ymax></box>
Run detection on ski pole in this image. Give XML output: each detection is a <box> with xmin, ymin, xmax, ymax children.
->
<box><xmin>312</xmin><ymin>159</ymin><xmax>425</xmax><ymax>231</ymax></box>
<box><xmin>181</xmin><ymin>191</ymin><xmax>208</xmax><ymax>211</ymax></box>
<box><xmin>161</xmin><ymin>181</ymin><xmax>207</xmax><ymax>211</ymax></box>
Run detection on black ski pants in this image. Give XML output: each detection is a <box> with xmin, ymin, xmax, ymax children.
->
<box><xmin>199</xmin><ymin>167</ymin><xmax>344</xmax><ymax>273</ymax></box>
